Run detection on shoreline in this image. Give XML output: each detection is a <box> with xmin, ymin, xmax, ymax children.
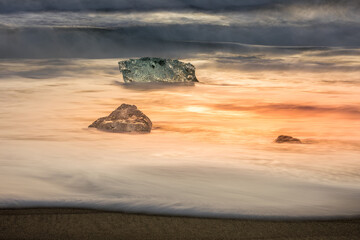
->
<box><xmin>1</xmin><ymin>208</ymin><xmax>359</xmax><ymax>240</ymax></box>
<box><xmin>1</xmin><ymin>206</ymin><xmax>360</xmax><ymax>221</ymax></box>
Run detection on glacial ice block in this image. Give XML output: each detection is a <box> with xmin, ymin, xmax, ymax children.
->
<box><xmin>118</xmin><ymin>57</ymin><xmax>198</xmax><ymax>83</ymax></box>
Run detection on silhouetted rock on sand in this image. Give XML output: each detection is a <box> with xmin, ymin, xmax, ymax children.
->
<box><xmin>89</xmin><ymin>104</ymin><xmax>152</xmax><ymax>133</ymax></box>
<box><xmin>118</xmin><ymin>57</ymin><xmax>198</xmax><ymax>83</ymax></box>
<box><xmin>275</xmin><ymin>135</ymin><xmax>302</xmax><ymax>143</ymax></box>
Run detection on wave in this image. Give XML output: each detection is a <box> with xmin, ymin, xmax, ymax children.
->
<box><xmin>0</xmin><ymin>0</ymin><xmax>272</xmax><ymax>13</ymax></box>
<box><xmin>2</xmin><ymin>199</ymin><xmax>360</xmax><ymax>220</ymax></box>
<box><xmin>0</xmin><ymin>0</ymin><xmax>359</xmax><ymax>13</ymax></box>
<box><xmin>1</xmin><ymin>163</ymin><xmax>359</xmax><ymax>219</ymax></box>
<box><xmin>0</xmin><ymin>1</ymin><xmax>359</xmax><ymax>59</ymax></box>
<box><xmin>1</xmin><ymin>26</ymin><xmax>360</xmax><ymax>59</ymax></box>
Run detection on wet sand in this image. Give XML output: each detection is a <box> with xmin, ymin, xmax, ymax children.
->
<box><xmin>0</xmin><ymin>208</ymin><xmax>359</xmax><ymax>240</ymax></box>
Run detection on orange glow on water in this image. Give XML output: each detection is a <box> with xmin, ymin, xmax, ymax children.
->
<box><xmin>0</xmin><ymin>58</ymin><xmax>359</xmax><ymax>216</ymax></box>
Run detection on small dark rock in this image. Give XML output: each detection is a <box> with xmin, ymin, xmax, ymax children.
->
<box><xmin>275</xmin><ymin>135</ymin><xmax>302</xmax><ymax>143</ymax></box>
<box><xmin>89</xmin><ymin>104</ymin><xmax>152</xmax><ymax>133</ymax></box>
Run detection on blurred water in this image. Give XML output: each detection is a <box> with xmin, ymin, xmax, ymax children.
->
<box><xmin>0</xmin><ymin>57</ymin><xmax>359</xmax><ymax>218</ymax></box>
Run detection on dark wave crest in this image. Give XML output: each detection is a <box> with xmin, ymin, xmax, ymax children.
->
<box><xmin>0</xmin><ymin>0</ymin><xmax>359</xmax><ymax>13</ymax></box>
<box><xmin>1</xmin><ymin>25</ymin><xmax>360</xmax><ymax>58</ymax></box>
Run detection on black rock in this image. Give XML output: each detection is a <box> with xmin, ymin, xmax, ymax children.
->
<box><xmin>275</xmin><ymin>135</ymin><xmax>302</xmax><ymax>143</ymax></box>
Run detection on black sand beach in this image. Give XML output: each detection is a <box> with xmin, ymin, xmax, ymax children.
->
<box><xmin>1</xmin><ymin>208</ymin><xmax>359</xmax><ymax>240</ymax></box>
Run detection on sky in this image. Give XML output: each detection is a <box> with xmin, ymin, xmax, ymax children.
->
<box><xmin>0</xmin><ymin>0</ymin><xmax>360</xmax><ymax>58</ymax></box>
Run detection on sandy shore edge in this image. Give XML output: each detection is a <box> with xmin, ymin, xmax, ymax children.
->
<box><xmin>1</xmin><ymin>208</ymin><xmax>359</xmax><ymax>239</ymax></box>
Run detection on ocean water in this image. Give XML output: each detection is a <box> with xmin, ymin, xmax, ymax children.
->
<box><xmin>0</xmin><ymin>54</ymin><xmax>359</xmax><ymax>218</ymax></box>
<box><xmin>0</xmin><ymin>1</ymin><xmax>360</xmax><ymax>218</ymax></box>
